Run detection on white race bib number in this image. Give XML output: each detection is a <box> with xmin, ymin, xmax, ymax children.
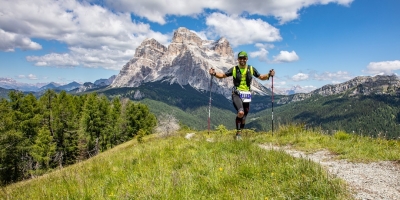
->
<box><xmin>239</xmin><ymin>91</ymin><xmax>252</xmax><ymax>102</ymax></box>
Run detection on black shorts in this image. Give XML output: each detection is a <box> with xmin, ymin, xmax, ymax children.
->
<box><xmin>232</xmin><ymin>92</ymin><xmax>250</xmax><ymax>115</ymax></box>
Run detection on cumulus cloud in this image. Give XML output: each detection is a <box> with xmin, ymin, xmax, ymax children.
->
<box><xmin>312</xmin><ymin>70</ymin><xmax>353</xmax><ymax>81</ymax></box>
<box><xmin>104</xmin><ymin>0</ymin><xmax>353</xmax><ymax>24</ymax></box>
<box><xmin>273</xmin><ymin>51</ymin><xmax>299</xmax><ymax>63</ymax></box>
<box><xmin>249</xmin><ymin>43</ymin><xmax>275</xmax><ymax>61</ymax></box>
<box><xmin>292</xmin><ymin>73</ymin><xmax>309</xmax><ymax>81</ymax></box>
<box><xmin>27</xmin><ymin>74</ymin><xmax>38</xmax><ymax>80</ymax></box>
<box><xmin>291</xmin><ymin>70</ymin><xmax>353</xmax><ymax>82</ymax></box>
<box><xmin>364</xmin><ymin>60</ymin><xmax>400</xmax><ymax>75</ymax></box>
<box><xmin>27</xmin><ymin>53</ymin><xmax>79</xmax><ymax>67</ymax></box>
<box><xmin>0</xmin><ymin>30</ymin><xmax>42</xmax><ymax>51</ymax></box>
<box><xmin>206</xmin><ymin>13</ymin><xmax>281</xmax><ymax>46</ymax></box>
<box><xmin>0</xmin><ymin>0</ymin><xmax>169</xmax><ymax>69</ymax></box>
<box><xmin>16</xmin><ymin>74</ymin><xmax>38</xmax><ymax>80</ymax></box>
<box><xmin>0</xmin><ymin>0</ymin><xmax>354</xmax><ymax>70</ymax></box>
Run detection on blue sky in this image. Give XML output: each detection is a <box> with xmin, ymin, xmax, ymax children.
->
<box><xmin>1</xmin><ymin>0</ymin><xmax>399</xmax><ymax>92</ymax></box>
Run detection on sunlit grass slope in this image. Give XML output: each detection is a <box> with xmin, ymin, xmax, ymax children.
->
<box><xmin>4</xmin><ymin>125</ymin><xmax>399</xmax><ymax>199</ymax></box>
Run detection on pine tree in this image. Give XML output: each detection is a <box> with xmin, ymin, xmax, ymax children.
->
<box><xmin>125</xmin><ymin>102</ymin><xmax>156</xmax><ymax>138</ymax></box>
<box><xmin>109</xmin><ymin>97</ymin><xmax>122</xmax><ymax>147</ymax></box>
<box><xmin>30</xmin><ymin>126</ymin><xmax>56</xmax><ymax>172</ymax></box>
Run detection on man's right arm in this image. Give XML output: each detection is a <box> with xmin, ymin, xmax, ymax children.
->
<box><xmin>213</xmin><ymin>72</ymin><xmax>227</xmax><ymax>79</ymax></box>
<box><xmin>209</xmin><ymin>68</ymin><xmax>230</xmax><ymax>79</ymax></box>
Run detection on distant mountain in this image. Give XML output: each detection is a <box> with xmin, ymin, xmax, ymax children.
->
<box><xmin>110</xmin><ymin>27</ymin><xmax>271</xmax><ymax>98</ymax></box>
<box><xmin>277</xmin><ymin>75</ymin><xmax>400</xmax><ymax>105</ymax></box>
<box><xmin>57</xmin><ymin>81</ymin><xmax>82</xmax><ymax>91</ymax></box>
<box><xmin>94</xmin><ymin>75</ymin><xmax>116</xmax><ymax>86</ymax></box>
<box><xmin>0</xmin><ymin>75</ymin><xmax>117</xmax><ymax>93</ymax></box>
<box><xmin>39</xmin><ymin>82</ymin><xmax>62</xmax><ymax>91</ymax></box>
<box><xmin>0</xmin><ymin>78</ymin><xmax>47</xmax><ymax>91</ymax></box>
<box><xmin>0</xmin><ymin>87</ymin><xmax>14</xmax><ymax>99</ymax></box>
<box><xmin>284</xmin><ymin>85</ymin><xmax>307</xmax><ymax>95</ymax></box>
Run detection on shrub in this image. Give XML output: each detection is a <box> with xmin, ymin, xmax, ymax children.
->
<box><xmin>334</xmin><ymin>131</ymin><xmax>351</xmax><ymax>140</ymax></box>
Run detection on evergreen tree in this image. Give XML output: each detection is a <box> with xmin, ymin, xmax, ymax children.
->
<box><xmin>30</xmin><ymin>126</ymin><xmax>56</xmax><ymax>172</ymax></box>
<box><xmin>53</xmin><ymin>91</ymin><xmax>79</xmax><ymax>165</ymax></box>
<box><xmin>97</xmin><ymin>95</ymin><xmax>111</xmax><ymax>151</ymax></box>
<box><xmin>109</xmin><ymin>97</ymin><xmax>122</xmax><ymax>147</ymax></box>
<box><xmin>0</xmin><ymin>98</ymin><xmax>24</xmax><ymax>184</ymax></box>
<box><xmin>125</xmin><ymin>102</ymin><xmax>156</xmax><ymax>137</ymax></box>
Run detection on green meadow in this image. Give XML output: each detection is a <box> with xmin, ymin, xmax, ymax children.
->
<box><xmin>2</xmin><ymin>125</ymin><xmax>399</xmax><ymax>200</ymax></box>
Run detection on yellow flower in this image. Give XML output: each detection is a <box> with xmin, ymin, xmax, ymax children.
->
<box><xmin>219</xmin><ymin>167</ymin><xmax>223</xmax><ymax>171</ymax></box>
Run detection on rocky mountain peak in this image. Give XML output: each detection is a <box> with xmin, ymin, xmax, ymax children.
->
<box><xmin>171</xmin><ymin>27</ymin><xmax>203</xmax><ymax>46</ymax></box>
<box><xmin>212</xmin><ymin>37</ymin><xmax>233</xmax><ymax>57</ymax></box>
<box><xmin>110</xmin><ymin>27</ymin><xmax>270</xmax><ymax>98</ymax></box>
<box><xmin>133</xmin><ymin>38</ymin><xmax>167</xmax><ymax>61</ymax></box>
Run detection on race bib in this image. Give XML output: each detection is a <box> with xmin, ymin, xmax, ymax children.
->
<box><xmin>239</xmin><ymin>91</ymin><xmax>252</xmax><ymax>102</ymax></box>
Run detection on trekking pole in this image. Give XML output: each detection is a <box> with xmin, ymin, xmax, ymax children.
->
<box><xmin>208</xmin><ymin>70</ymin><xmax>214</xmax><ymax>134</ymax></box>
<box><xmin>271</xmin><ymin>70</ymin><xmax>274</xmax><ymax>135</ymax></box>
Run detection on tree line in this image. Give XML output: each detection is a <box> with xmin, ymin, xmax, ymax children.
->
<box><xmin>0</xmin><ymin>90</ymin><xmax>156</xmax><ymax>185</ymax></box>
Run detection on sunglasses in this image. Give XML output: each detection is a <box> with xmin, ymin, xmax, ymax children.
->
<box><xmin>238</xmin><ymin>57</ymin><xmax>247</xmax><ymax>60</ymax></box>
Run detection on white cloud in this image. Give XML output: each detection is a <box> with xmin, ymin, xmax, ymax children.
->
<box><xmin>0</xmin><ymin>0</ymin><xmax>170</xmax><ymax>69</ymax></box>
<box><xmin>27</xmin><ymin>53</ymin><xmax>80</xmax><ymax>67</ymax></box>
<box><xmin>104</xmin><ymin>0</ymin><xmax>206</xmax><ymax>25</ymax></box>
<box><xmin>292</xmin><ymin>73</ymin><xmax>309</xmax><ymax>81</ymax></box>
<box><xmin>250</xmin><ymin>49</ymin><xmax>269</xmax><ymax>62</ymax></box>
<box><xmin>273</xmin><ymin>51</ymin><xmax>299</xmax><ymax>63</ymax></box>
<box><xmin>0</xmin><ymin>30</ymin><xmax>42</xmax><ymax>51</ymax></box>
<box><xmin>0</xmin><ymin>0</ymin><xmax>354</xmax><ymax>71</ymax></box>
<box><xmin>206</xmin><ymin>13</ymin><xmax>282</xmax><ymax>46</ymax></box>
<box><xmin>255</xmin><ymin>43</ymin><xmax>275</xmax><ymax>49</ymax></box>
<box><xmin>312</xmin><ymin>71</ymin><xmax>353</xmax><ymax>81</ymax></box>
<box><xmin>28</xmin><ymin>74</ymin><xmax>38</xmax><ymax>80</ymax></box>
<box><xmin>16</xmin><ymin>74</ymin><xmax>38</xmax><ymax>80</ymax></box>
<box><xmin>249</xmin><ymin>43</ymin><xmax>275</xmax><ymax>61</ymax></box>
<box><xmin>104</xmin><ymin>0</ymin><xmax>353</xmax><ymax>24</ymax></box>
<box><xmin>364</xmin><ymin>60</ymin><xmax>400</xmax><ymax>75</ymax></box>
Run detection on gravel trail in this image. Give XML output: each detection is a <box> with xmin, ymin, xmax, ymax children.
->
<box><xmin>259</xmin><ymin>144</ymin><xmax>400</xmax><ymax>200</ymax></box>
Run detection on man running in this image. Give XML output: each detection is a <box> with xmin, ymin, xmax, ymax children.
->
<box><xmin>209</xmin><ymin>51</ymin><xmax>275</xmax><ymax>139</ymax></box>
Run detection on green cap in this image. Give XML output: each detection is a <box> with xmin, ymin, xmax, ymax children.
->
<box><xmin>238</xmin><ymin>51</ymin><xmax>248</xmax><ymax>58</ymax></box>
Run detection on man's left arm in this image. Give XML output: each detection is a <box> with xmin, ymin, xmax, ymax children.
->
<box><xmin>254</xmin><ymin>68</ymin><xmax>274</xmax><ymax>80</ymax></box>
<box><xmin>258</xmin><ymin>74</ymin><xmax>271</xmax><ymax>80</ymax></box>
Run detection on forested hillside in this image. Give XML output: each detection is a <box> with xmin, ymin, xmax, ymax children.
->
<box><xmin>94</xmin><ymin>82</ymin><xmax>284</xmax><ymax>130</ymax></box>
<box><xmin>0</xmin><ymin>90</ymin><xmax>156</xmax><ymax>185</ymax></box>
<box><xmin>248</xmin><ymin>94</ymin><xmax>400</xmax><ymax>139</ymax></box>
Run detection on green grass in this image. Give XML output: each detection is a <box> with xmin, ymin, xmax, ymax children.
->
<box><xmin>255</xmin><ymin>125</ymin><xmax>400</xmax><ymax>162</ymax></box>
<box><xmin>3</xmin><ymin>125</ymin><xmax>399</xmax><ymax>199</ymax></box>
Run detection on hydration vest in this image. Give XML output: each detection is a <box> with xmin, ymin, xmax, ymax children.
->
<box><xmin>232</xmin><ymin>65</ymin><xmax>254</xmax><ymax>89</ymax></box>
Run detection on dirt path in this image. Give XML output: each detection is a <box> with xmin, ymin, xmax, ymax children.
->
<box><xmin>259</xmin><ymin>144</ymin><xmax>400</xmax><ymax>200</ymax></box>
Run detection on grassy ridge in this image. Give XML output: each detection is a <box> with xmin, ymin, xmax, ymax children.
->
<box><xmin>2</xmin><ymin>128</ymin><xmax>353</xmax><ymax>200</ymax></box>
<box><xmin>3</xmin><ymin>125</ymin><xmax>400</xmax><ymax>199</ymax></box>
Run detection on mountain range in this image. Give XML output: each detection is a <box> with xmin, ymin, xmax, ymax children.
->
<box><xmin>1</xmin><ymin>27</ymin><xmax>400</xmax><ymax>138</ymax></box>
<box><xmin>0</xmin><ymin>75</ymin><xmax>117</xmax><ymax>93</ymax></box>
